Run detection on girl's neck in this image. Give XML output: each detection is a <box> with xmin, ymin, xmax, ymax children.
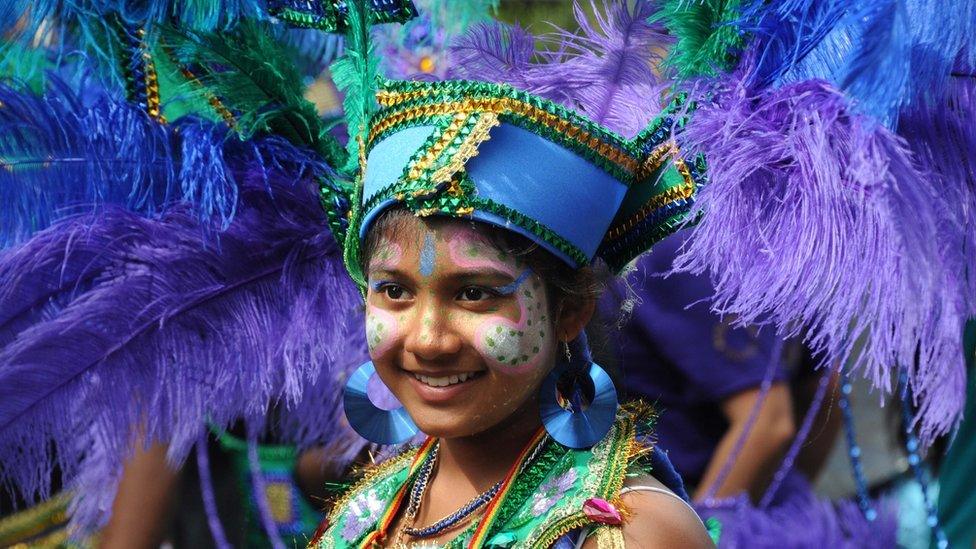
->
<box><xmin>435</xmin><ymin>399</ymin><xmax>543</xmax><ymax>492</ymax></box>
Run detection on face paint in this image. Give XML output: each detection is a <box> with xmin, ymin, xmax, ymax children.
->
<box><xmin>366</xmin><ymin>306</ymin><xmax>399</xmax><ymax>356</ymax></box>
<box><xmin>366</xmin><ymin>236</ymin><xmax>404</xmax><ymax>357</ymax></box>
<box><xmin>369</xmin><ymin>237</ymin><xmax>403</xmax><ymax>272</ymax></box>
<box><xmin>445</xmin><ymin>230</ymin><xmax>552</xmax><ymax>373</ymax></box>
<box><xmin>475</xmin><ymin>273</ymin><xmax>551</xmax><ymax>373</ymax></box>
<box><xmin>419</xmin><ymin>232</ymin><xmax>437</xmax><ymax>277</ymax></box>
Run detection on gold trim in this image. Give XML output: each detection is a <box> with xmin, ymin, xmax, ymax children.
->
<box><xmin>369</xmin><ymin>99</ymin><xmax>638</xmax><ymax>175</ymax></box>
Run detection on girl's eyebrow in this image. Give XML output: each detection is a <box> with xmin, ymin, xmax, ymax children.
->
<box><xmin>493</xmin><ymin>269</ymin><xmax>532</xmax><ymax>296</ymax></box>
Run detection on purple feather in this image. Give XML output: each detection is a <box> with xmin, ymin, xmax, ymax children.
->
<box><xmin>0</xmin><ymin>137</ymin><xmax>367</xmax><ymax>531</ymax></box>
<box><xmin>448</xmin><ymin>1</ymin><xmax>670</xmax><ymax>137</ymax></box>
<box><xmin>697</xmin><ymin>472</ymin><xmax>898</xmax><ymax>548</ymax></box>
<box><xmin>447</xmin><ymin>21</ymin><xmax>538</xmax><ymax>88</ymax></box>
<box><xmin>546</xmin><ymin>0</ymin><xmax>671</xmax><ymax>136</ymax></box>
<box><xmin>671</xmin><ymin>62</ymin><xmax>967</xmax><ymax>444</ymax></box>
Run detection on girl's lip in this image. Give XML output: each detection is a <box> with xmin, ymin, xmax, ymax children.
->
<box><xmin>404</xmin><ymin>370</ymin><xmax>485</xmax><ymax>404</ymax></box>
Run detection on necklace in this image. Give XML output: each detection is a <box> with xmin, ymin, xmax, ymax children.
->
<box><xmin>403</xmin><ymin>446</ymin><xmax>502</xmax><ymax>538</ymax></box>
<box><xmin>400</xmin><ymin>435</ymin><xmax>550</xmax><ymax>543</ymax></box>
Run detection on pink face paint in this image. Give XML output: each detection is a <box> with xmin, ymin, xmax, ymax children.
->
<box><xmin>366</xmin><ymin>236</ymin><xmax>404</xmax><ymax>357</ymax></box>
<box><xmin>365</xmin><ymin>307</ymin><xmax>399</xmax><ymax>357</ymax></box>
<box><xmin>445</xmin><ymin>228</ymin><xmax>553</xmax><ymax>373</ymax></box>
<box><xmin>475</xmin><ymin>273</ymin><xmax>552</xmax><ymax>373</ymax></box>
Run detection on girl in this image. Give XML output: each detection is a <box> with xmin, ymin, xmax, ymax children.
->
<box><xmin>315</xmin><ymin>212</ymin><xmax>713</xmax><ymax>547</ymax></box>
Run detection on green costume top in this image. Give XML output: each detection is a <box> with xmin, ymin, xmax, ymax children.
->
<box><xmin>312</xmin><ymin>410</ymin><xmax>665</xmax><ymax>549</ymax></box>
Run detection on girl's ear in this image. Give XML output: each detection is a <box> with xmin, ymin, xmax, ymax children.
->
<box><xmin>556</xmin><ymin>296</ymin><xmax>596</xmax><ymax>343</ymax></box>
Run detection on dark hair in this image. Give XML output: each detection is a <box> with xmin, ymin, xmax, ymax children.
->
<box><xmin>361</xmin><ymin>208</ymin><xmax>604</xmax><ymax>313</ymax></box>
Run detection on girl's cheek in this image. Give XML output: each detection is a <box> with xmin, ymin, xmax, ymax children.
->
<box><xmin>365</xmin><ymin>306</ymin><xmax>400</xmax><ymax>358</ymax></box>
<box><xmin>472</xmin><ymin>280</ymin><xmax>551</xmax><ymax>374</ymax></box>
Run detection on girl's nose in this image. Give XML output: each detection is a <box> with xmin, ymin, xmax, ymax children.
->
<box><xmin>403</xmin><ymin>300</ymin><xmax>463</xmax><ymax>360</ymax></box>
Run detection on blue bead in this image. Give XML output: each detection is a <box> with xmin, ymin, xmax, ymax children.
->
<box><xmin>866</xmin><ymin>509</ymin><xmax>878</xmax><ymax>521</ymax></box>
<box><xmin>850</xmin><ymin>446</ymin><xmax>861</xmax><ymax>458</ymax></box>
<box><xmin>908</xmin><ymin>454</ymin><xmax>920</xmax><ymax>466</ymax></box>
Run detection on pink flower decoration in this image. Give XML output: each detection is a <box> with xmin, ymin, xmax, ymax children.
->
<box><xmin>583</xmin><ymin>497</ymin><xmax>623</xmax><ymax>526</ymax></box>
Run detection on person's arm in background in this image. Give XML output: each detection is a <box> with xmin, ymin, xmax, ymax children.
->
<box><xmin>693</xmin><ymin>383</ymin><xmax>796</xmax><ymax>502</ymax></box>
<box><xmin>99</xmin><ymin>442</ymin><xmax>180</xmax><ymax>549</ymax></box>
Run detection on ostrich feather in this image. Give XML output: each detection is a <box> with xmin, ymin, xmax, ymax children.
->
<box><xmin>653</xmin><ymin>0</ymin><xmax>745</xmax><ymax>79</ymax></box>
<box><xmin>546</xmin><ymin>0</ymin><xmax>671</xmax><ymax>137</ymax></box>
<box><xmin>329</xmin><ymin>0</ymin><xmax>380</xmax><ymax>174</ymax></box>
<box><xmin>0</xmin><ymin>77</ymin><xmax>246</xmax><ymax>248</ymax></box>
<box><xmin>448</xmin><ymin>1</ymin><xmax>670</xmax><ymax>137</ymax></box>
<box><xmin>672</xmin><ymin>65</ymin><xmax>967</xmax><ymax>443</ymax></box>
<box><xmin>447</xmin><ymin>21</ymin><xmax>538</xmax><ymax>89</ymax></box>
<box><xmin>697</xmin><ymin>473</ymin><xmax>898</xmax><ymax>548</ymax></box>
<box><xmin>0</xmin><ymin>136</ymin><xmax>366</xmax><ymax>530</ymax></box>
<box><xmin>162</xmin><ymin>20</ymin><xmax>347</xmax><ymax>169</ymax></box>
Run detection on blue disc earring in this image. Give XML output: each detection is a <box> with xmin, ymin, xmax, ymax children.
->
<box><xmin>343</xmin><ymin>361</ymin><xmax>419</xmax><ymax>445</ymax></box>
<box><xmin>538</xmin><ymin>333</ymin><xmax>618</xmax><ymax>449</ymax></box>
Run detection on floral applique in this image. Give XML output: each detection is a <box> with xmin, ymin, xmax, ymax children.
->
<box><xmin>531</xmin><ymin>467</ymin><xmax>578</xmax><ymax>515</ymax></box>
<box><xmin>341</xmin><ymin>489</ymin><xmax>385</xmax><ymax>542</ymax></box>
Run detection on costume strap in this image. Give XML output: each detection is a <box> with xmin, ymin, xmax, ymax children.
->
<box><xmin>467</xmin><ymin>427</ymin><xmax>548</xmax><ymax>548</ymax></box>
<box><xmin>593</xmin><ymin>526</ymin><xmax>626</xmax><ymax>549</ymax></box>
<box><xmin>358</xmin><ymin>437</ymin><xmax>437</xmax><ymax>548</ymax></box>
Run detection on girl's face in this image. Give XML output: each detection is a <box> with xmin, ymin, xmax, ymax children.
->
<box><xmin>364</xmin><ymin>217</ymin><xmax>561</xmax><ymax>438</ymax></box>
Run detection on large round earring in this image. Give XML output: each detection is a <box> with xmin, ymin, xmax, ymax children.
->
<box><xmin>538</xmin><ymin>334</ymin><xmax>618</xmax><ymax>449</ymax></box>
<box><xmin>343</xmin><ymin>361</ymin><xmax>419</xmax><ymax>444</ymax></box>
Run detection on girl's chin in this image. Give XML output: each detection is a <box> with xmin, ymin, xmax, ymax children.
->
<box><xmin>411</xmin><ymin>417</ymin><xmax>492</xmax><ymax>440</ymax></box>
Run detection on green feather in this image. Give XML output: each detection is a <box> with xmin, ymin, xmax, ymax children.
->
<box><xmin>0</xmin><ymin>41</ymin><xmax>51</xmax><ymax>93</ymax></box>
<box><xmin>160</xmin><ymin>20</ymin><xmax>347</xmax><ymax>168</ymax></box>
<box><xmin>331</xmin><ymin>0</ymin><xmax>381</xmax><ymax>291</ymax></box>
<box><xmin>653</xmin><ymin>0</ymin><xmax>745</xmax><ymax>79</ymax></box>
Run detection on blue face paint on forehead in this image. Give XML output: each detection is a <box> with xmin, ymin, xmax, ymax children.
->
<box><xmin>419</xmin><ymin>232</ymin><xmax>436</xmax><ymax>277</ymax></box>
<box><xmin>494</xmin><ymin>269</ymin><xmax>533</xmax><ymax>296</ymax></box>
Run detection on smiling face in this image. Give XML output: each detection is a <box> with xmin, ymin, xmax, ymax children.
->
<box><xmin>363</xmin><ymin>215</ymin><xmax>575</xmax><ymax>439</ymax></box>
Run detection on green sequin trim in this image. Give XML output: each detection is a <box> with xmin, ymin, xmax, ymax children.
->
<box><xmin>467</xmin><ymin>197</ymin><xmax>589</xmax><ymax>266</ymax></box>
<box><xmin>271</xmin><ymin>2</ymin><xmax>417</xmax><ymax>32</ymax></box>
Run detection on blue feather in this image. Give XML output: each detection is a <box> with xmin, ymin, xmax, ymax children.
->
<box><xmin>768</xmin><ymin>0</ymin><xmax>973</xmax><ymax>125</ymax></box>
<box><xmin>0</xmin><ymin>77</ymin><xmax>243</xmax><ymax>248</ymax></box>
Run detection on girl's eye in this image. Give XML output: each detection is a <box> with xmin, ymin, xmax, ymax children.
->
<box><xmin>458</xmin><ymin>287</ymin><xmax>496</xmax><ymax>302</ymax></box>
<box><xmin>376</xmin><ymin>283</ymin><xmax>409</xmax><ymax>300</ymax></box>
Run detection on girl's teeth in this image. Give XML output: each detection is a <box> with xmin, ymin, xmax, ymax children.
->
<box><xmin>414</xmin><ymin>372</ymin><xmax>478</xmax><ymax>387</ymax></box>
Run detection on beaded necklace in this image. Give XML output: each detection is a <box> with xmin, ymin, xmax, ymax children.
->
<box><xmin>402</xmin><ymin>445</ymin><xmax>503</xmax><ymax>538</ymax></box>
<box><xmin>392</xmin><ymin>431</ymin><xmax>550</xmax><ymax>548</ymax></box>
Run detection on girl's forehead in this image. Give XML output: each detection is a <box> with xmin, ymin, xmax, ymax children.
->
<box><xmin>376</xmin><ymin>217</ymin><xmax>498</xmax><ymax>253</ymax></box>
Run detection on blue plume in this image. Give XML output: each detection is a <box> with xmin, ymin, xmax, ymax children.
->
<box><xmin>767</xmin><ymin>0</ymin><xmax>973</xmax><ymax>125</ymax></box>
<box><xmin>0</xmin><ymin>76</ymin><xmax>242</xmax><ymax>248</ymax></box>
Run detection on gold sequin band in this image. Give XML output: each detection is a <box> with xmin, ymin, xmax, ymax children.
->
<box><xmin>370</xmin><ymin>97</ymin><xmax>639</xmax><ymax>177</ymax></box>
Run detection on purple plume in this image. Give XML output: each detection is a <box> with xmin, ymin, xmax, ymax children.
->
<box><xmin>0</xmin><ymin>136</ymin><xmax>368</xmax><ymax>531</ymax></box>
<box><xmin>448</xmin><ymin>0</ymin><xmax>671</xmax><ymax>137</ymax></box>
<box><xmin>448</xmin><ymin>21</ymin><xmax>538</xmax><ymax>88</ymax></box>
<box><xmin>671</xmin><ymin>61</ymin><xmax>968</xmax><ymax>444</ymax></box>
<box><xmin>697</xmin><ymin>472</ymin><xmax>898</xmax><ymax>548</ymax></box>
<box><xmin>547</xmin><ymin>0</ymin><xmax>671</xmax><ymax>136</ymax></box>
